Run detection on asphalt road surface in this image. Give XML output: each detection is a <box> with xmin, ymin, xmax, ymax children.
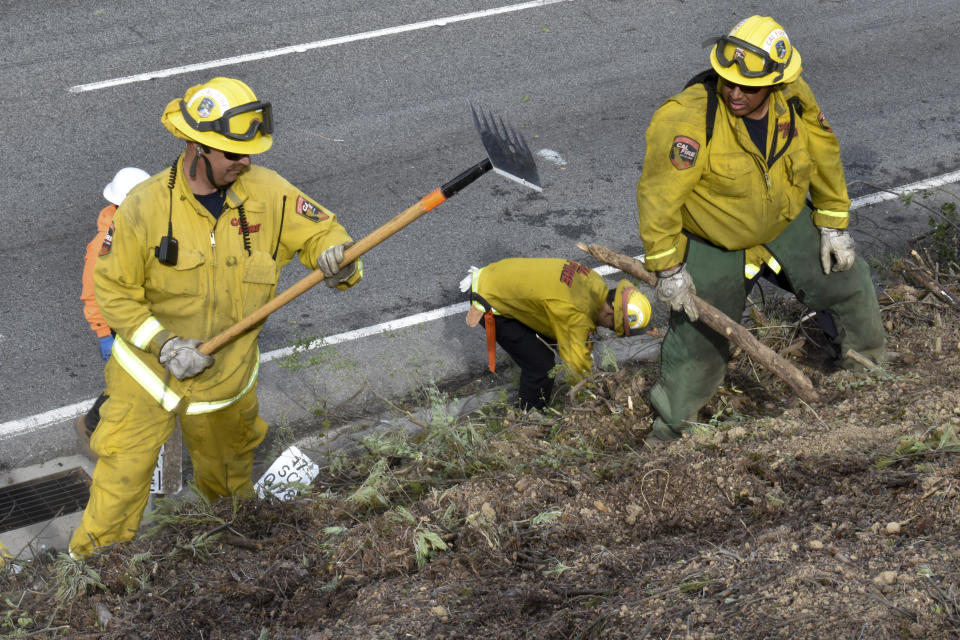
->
<box><xmin>1</xmin><ymin>0</ymin><xmax>958</xmax><ymax>458</ymax></box>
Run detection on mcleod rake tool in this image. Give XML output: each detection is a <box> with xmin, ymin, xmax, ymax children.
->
<box><xmin>199</xmin><ymin>105</ymin><xmax>541</xmax><ymax>355</ymax></box>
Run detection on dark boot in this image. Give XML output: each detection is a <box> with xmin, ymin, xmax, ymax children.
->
<box><xmin>74</xmin><ymin>416</ymin><xmax>97</xmax><ymax>462</ymax></box>
<box><xmin>75</xmin><ymin>393</ymin><xmax>108</xmax><ymax>462</ymax></box>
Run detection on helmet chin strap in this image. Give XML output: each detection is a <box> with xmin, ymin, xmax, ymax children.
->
<box><xmin>189</xmin><ymin>145</ymin><xmax>228</xmax><ymax>191</ymax></box>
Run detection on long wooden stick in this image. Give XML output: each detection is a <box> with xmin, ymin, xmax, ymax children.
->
<box><xmin>198</xmin><ymin>187</ymin><xmax>449</xmax><ymax>355</ymax></box>
<box><xmin>577</xmin><ymin>242</ymin><xmax>820</xmax><ymax>404</ymax></box>
<box><xmin>198</xmin><ymin>158</ymin><xmax>499</xmax><ymax>355</ymax></box>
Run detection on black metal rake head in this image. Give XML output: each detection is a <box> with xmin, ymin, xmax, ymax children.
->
<box><xmin>470</xmin><ymin>102</ymin><xmax>542</xmax><ymax>192</ymax></box>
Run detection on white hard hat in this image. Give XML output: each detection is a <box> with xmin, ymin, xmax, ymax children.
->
<box><xmin>102</xmin><ymin>167</ymin><xmax>151</xmax><ymax>205</ymax></box>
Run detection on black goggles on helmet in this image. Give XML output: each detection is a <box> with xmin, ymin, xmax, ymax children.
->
<box><xmin>713</xmin><ymin>35</ymin><xmax>789</xmax><ymax>81</ymax></box>
<box><xmin>179</xmin><ymin>99</ymin><xmax>274</xmax><ymax>141</ymax></box>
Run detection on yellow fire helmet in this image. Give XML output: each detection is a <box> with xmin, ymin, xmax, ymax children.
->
<box><xmin>709</xmin><ymin>15</ymin><xmax>802</xmax><ymax>87</ymax></box>
<box><xmin>613</xmin><ymin>279</ymin><xmax>652</xmax><ymax>337</ymax></box>
<box><xmin>161</xmin><ymin>77</ymin><xmax>273</xmax><ymax>155</ymax></box>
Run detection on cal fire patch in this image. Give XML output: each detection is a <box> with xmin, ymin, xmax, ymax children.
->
<box><xmin>99</xmin><ymin>222</ymin><xmax>114</xmax><ymax>256</ymax></box>
<box><xmin>670</xmin><ymin>136</ymin><xmax>699</xmax><ymax>170</ymax></box>
<box><xmin>295</xmin><ymin>195</ymin><xmax>329</xmax><ymax>223</ymax></box>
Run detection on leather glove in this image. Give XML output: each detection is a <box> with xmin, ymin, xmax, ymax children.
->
<box><xmin>158</xmin><ymin>337</ymin><xmax>214</xmax><ymax>380</ymax></box>
<box><xmin>317</xmin><ymin>242</ymin><xmax>358</xmax><ymax>288</ymax></box>
<box><xmin>98</xmin><ymin>335</ymin><xmax>114</xmax><ymax>361</ymax></box>
<box><xmin>657</xmin><ymin>264</ymin><xmax>699</xmax><ymax>322</ymax></box>
<box><xmin>818</xmin><ymin>227</ymin><xmax>856</xmax><ymax>274</ymax></box>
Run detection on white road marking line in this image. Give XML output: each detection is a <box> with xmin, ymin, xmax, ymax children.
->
<box><xmin>1</xmin><ymin>399</ymin><xmax>96</xmax><ymax>440</ymax></box>
<box><xmin>68</xmin><ymin>0</ymin><xmax>575</xmax><ymax>93</ymax></box>
<box><xmin>262</xmin><ymin>302</ymin><xmax>471</xmax><ymax>363</ymax></box>
<box><xmin>848</xmin><ymin>169</ymin><xmax>960</xmax><ymax>208</ymax></box>
<box><xmin>3</xmin><ymin>168</ymin><xmax>959</xmax><ymax>438</ymax></box>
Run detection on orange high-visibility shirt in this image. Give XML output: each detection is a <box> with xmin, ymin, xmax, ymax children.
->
<box><xmin>81</xmin><ymin>204</ymin><xmax>117</xmax><ymax>338</ymax></box>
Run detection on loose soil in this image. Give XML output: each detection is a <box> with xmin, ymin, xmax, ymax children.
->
<box><xmin>3</xmin><ymin>257</ymin><xmax>959</xmax><ymax>640</ymax></box>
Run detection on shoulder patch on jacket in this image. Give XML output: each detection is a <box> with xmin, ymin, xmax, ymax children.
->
<box><xmin>295</xmin><ymin>195</ymin><xmax>329</xmax><ymax>222</ymax></box>
<box><xmin>670</xmin><ymin>136</ymin><xmax>700</xmax><ymax>170</ymax></box>
<box><xmin>817</xmin><ymin>111</ymin><xmax>833</xmax><ymax>132</ymax></box>
<box><xmin>99</xmin><ymin>222</ymin><xmax>114</xmax><ymax>256</ymax></box>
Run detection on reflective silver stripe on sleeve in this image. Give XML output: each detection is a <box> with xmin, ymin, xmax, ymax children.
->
<box><xmin>113</xmin><ymin>335</ymin><xmax>182</xmax><ymax>412</ymax></box>
<box><xmin>470</xmin><ymin>268</ymin><xmax>485</xmax><ymax>313</ymax></box>
<box><xmin>815</xmin><ymin>209</ymin><xmax>848</xmax><ymax>220</ymax></box>
<box><xmin>471</xmin><ymin>267</ymin><xmax>482</xmax><ymax>295</ymax></box>
<box><xmin>470</xmin><ymin>267</ymin><xmax>500</xmax><ymax>315</ymax></box>
<box><xmin>130</xmin><ymin>317</ymin><xmax>165</xmax><ymax>350</ymax></box>
<box><xmin>114</xmin><ymin>336</ymin><xmax>259</xmax><ymax>415</ymax></box>
<box><xmin>185</xmin><ymin>356</ymin><xmax>260</xmax><ymax>415</ymax></box>
<box><xmin>645</xmin><ymin>246</ymin><xmax>677</xmax><ymax>261</ymax></box>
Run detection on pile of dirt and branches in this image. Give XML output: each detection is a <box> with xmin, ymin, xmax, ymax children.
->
<box><xmin>3</xmin><ymin>250</ymin><xmax>960</xmax><ymax>640</ymax></box>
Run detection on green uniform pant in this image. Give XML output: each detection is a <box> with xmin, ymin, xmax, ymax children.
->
<box><xmin>69</xmin><ymin>359</ymin><xmax>268</xmax><ymax>557</ymax></box>
<box><xmin>650</xmin><ymin>210</ymin><xmax>885</xmax><ymax>439</ymax></box>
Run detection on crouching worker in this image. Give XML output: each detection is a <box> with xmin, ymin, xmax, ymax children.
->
<box><xmin>69</xmin><ymin>77</ymin><xmax>363</xmax><ymax>558</ymax></box>
<box><xmin>462</xmin><ymin>257</ymin><xmax>652</xmax><ymax>411</ymax></box>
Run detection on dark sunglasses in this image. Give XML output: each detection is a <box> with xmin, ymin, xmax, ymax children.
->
<box><xmin>713</xmin><ymin>35</ymin><xmax>789</xmax><ymax>82</ymax></box>
<box><xmin>722</xmin><ymin>80</ymin><xmax>766</xmax><ymax>95</ymax></box>
<box><xmin>200</xmin><ymin>145</ymin><xmax>249</xmax><ymax>161</ymax></box>
<box><xmin>219</xmin><ymin>149</ymin><xmax>250</xmax><ymax>161</ymax></box>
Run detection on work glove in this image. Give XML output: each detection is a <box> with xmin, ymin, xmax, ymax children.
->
<box><xmin>818</xmin><ymin>227</ymin><xmax>856</xmax><ymax>274</ymax></box>
<box><xmin>158</xmin><ymin>337</ymin><xmax>214</xmax><ymax>380</ymax></box>
<box><xmin>657</xmin><ymin>264</ymin><xmax>699</xmax><ymax>322</ymax></box>
<box><xmin>317</xmin><ymin>242</ymin><xmax>358</xmax><ymax>288</ymax></box>
<box><xmin>98</xmin><ymin>335</ymin><xmax>114</xmax><ymax>361</ymax></box>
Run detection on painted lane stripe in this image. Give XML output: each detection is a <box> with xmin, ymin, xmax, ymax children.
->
<box><xmin>847</xmin><ymin>169</ymin><xmax>960</xmax><ymax>208</ymax></box>
<box><xmin>68</xmin><ymin>0</ymin><xmax>574</xmax><ymax>93</ymax></box>
<box><xmin>1</xmin><ymin>399</ymin><xmax>97</xmax><ymax>440</ymax></box>
<box><xmin>261</xmin><ymin>302</ymin><xmax>471</xmax><ymax>363</ymax></box>
<box><xmin>3</xmin><ymin>168</ymin><xmax>960</xmax><ymax>438</ymax></box>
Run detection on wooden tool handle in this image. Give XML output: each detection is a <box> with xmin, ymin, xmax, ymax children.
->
<box><xmin>199</xmin><ymin>195</ymin><xmax>439</xmax><ymax>355</ymax></box>
<box><xmin>577</xmin><ymin>242</ymin><xmax>820</xmax><ymax>404</ymax></box>
<box><xmin>199</xmin><ymin>157</ymin><xmax>496</xmax><ymax>355</ymax></box>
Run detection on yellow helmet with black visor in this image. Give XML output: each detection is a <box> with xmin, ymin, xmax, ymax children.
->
<box><xmin>161</xmin><ymin>77</ymin><xmax>273</xmax><ymax>155</ymax></box>
<box><xmin>709</xmin><ymin>15</ymin><xmax>802</xmax><ymax>87</ymax></box>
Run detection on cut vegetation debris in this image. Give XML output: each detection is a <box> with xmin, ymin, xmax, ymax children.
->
<box><xmin>2</xmin><ymin>243</ymin><xmax>960</xmax><ymax>639</ymax></box>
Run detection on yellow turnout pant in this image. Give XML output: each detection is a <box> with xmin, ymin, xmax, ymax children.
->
<box><xmin>69</xmin><ymin>360</ymin><xmax>268</xmax><ymax>557</ymax></box>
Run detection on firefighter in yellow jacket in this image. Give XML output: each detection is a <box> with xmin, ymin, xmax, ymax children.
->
<box><xmin>70</xmin><ymin>77</ymin><xmax>362</xmax><ymax>557</ymax></box>
<box><xmin>463</xmin><ymin>258</ymin><xmax>652</xmax><ymax>410</ymax></box>
<box><xmin>637</xmin><ymin>16</ymin><xmax>884</xmax><ymax>442</ymax></box>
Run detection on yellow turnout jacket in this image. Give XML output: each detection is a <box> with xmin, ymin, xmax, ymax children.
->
<box><xmin>94</xmin><ymin>155</ymin><xmax>360</xmax><ymax>411</ymax></box>
<box><xmin>471</xmin><ymin>258</ymin><xmax>607</xmax><ymax>377</ymax></box>
<box><xmin>637</xmin><ymin>76</ymin><xmax>851</xmax><ymax>272</ymax></box>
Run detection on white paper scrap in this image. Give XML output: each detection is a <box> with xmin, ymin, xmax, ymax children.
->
<box><xmin>254</xmin><ymin>445</ymin><xmax>320</xmax><ymax>501</ymax></box>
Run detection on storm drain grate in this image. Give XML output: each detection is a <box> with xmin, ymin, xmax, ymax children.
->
<box><xmin>0</xmin><ymin>468</ymin><xmax>90</xmax><ymax>534</ymax></box>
